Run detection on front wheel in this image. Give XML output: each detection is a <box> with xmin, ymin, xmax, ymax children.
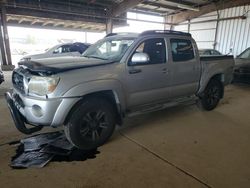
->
<box><xmin>199</xmin><ymin>79</ymin><xmax>223</xmax><ymax>111</ymax></box>
<box><xmin>64</xmin><ymin>97</ymin><xmax>116</xmax><ymax>150</ymax></box>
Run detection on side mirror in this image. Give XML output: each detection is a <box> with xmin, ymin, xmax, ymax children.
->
<box><xmin>131</xmin><ymin>52</ymin><xmax>150</xmax><ymax>65</ymax></box>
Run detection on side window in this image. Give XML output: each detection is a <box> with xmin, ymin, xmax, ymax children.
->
<box><xmin>69</xmin><ymin>45</ymin><xmax>81</xmax><ymax>53</ymax></box>
<box><xmin>54</xmin><ymin>45</ymin><xmax>71</xmax><ymax>54</ymax></box>
<box><xmin>247</xmin><ymin>50</ymin><xmax>250</xmax><ymax>59</ymax></box>
<box><xmin>239</xmin><ymin>49</ymin><xmax>250</xmax><ymax>59</ymax></box>
<box><xmin>204</xmin><ymin>50</ymin><xmax>211</xmax><ymax>55</ymax></box>
<box><xmin>170</xmin><ymin>39</ymin><xmax>194</xmax><ymax>62</ymax></box>
<box><xmin>132</xmin><ymin>38</ymin><xmax>166</xmax><ymax>65</ymax></box>
<box><xmin>211</xmin><ymin>50</ymin><xmax>221</xmax><ymax>55</ymax></box>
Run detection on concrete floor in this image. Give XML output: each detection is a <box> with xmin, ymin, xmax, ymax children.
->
<box><xmin>0</xmin><ymin>71</ymin><xmax>250</xmax><ymax>188</ymax></box>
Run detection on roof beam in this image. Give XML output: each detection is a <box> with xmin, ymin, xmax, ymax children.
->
<box><xmin>63</xmin><ymin>22</ymin><xmax>76</xmax><ymax>28</ymax></box>
<box><xmin>31</xmin><ymin>19</ymin><xmax>40</xmax><ymax>25</ymax></box>
<box><xmin>142</xmin><ymin>1</ymin><xmax>178</xmax><ymax>10</ymax></box>
<box><xmin>133</xmin><ymin>7</ymin><xmax>168</xmax><ymax>15</ymax></box>
<box><xmin>18</xmin><ymin>18</ymin><xmax>26</xmax><ymax>24</ymax></box>
<box><xmin>54</xmin><ymin>22</ymin><xmax>64</xmax><ymax>27</ymax></box>
<box><xmin>130</xmin><ymin>9</ymin><xmax>165</xmax><ymax>16</ymax></box>
<box><xmin>87</xmin><ymin>0</ymin><xmax>113</xmax><ymax>7</ymax></box>
<box><xmin>162</xmin><ymin>0</ymin><xmax>196</xmax><ymax>6</ymax></box>
<box><xmin>42</xmin><ymin>20</ymin><xmax>53</xmax><ymax>26</ymax></box>
<box><xmin>112</xmin><ymin>0</ymin><xmax>145</xmax><ymax>17</ymax></box>
<box><xmin>170</xmin><ymin>0</ymin><xmax>250</xmax><ymax>24</ymax></box>
<box><xmin>73</xmin><ymin>24</ymin><xmax>84</xmax><ymax>29</ymax></box>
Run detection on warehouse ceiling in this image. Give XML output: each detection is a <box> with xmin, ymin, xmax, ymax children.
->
<box><xmin>1</xmin><ymin>0</ymin><xmax>250</xmax><ymax>31</ymax></box>
<box><xmin>2</xmin><ymin>0</ymin><xmax>129</xmax><ymax>31</ymax></box>
<box><xmin>133</xmin><ymin>0</ymin><xmax>214</xmax><ymax>15</ymax></box>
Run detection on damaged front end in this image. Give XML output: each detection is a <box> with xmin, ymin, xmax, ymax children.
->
<box><xmin>5</xmin><ymin>67</ymin><xmax>80</xmax><ymax>135</ymax></box>
<box><xmin>5</xmin><ymin>92</ymin><xmax>43</xmax><ymax>134</ymax></box>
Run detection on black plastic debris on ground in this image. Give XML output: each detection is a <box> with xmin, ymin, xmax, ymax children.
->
<box><xmin>11</xmin><ymin>131</ymin><xmax>99</xmax><ymax>169</ymax></box>
<box><xmin>21</xmin><ymin>131</ymin><xmax>64</xmax><ymax>152</ymax></box>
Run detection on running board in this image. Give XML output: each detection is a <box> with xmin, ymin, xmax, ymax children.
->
<box><xmin>127</xmin><ymin>96</ymin><xmax>197</xmax><ymax>117</ymax></box>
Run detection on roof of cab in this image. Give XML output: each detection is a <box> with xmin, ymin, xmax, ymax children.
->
<box><xmin>105</xmin><ymin>30</ymin><xmax>191</xmax><ymax>39</ymax></box>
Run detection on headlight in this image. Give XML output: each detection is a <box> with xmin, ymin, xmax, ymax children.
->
<box><xmin>28</xmin><ymin>76</ymin><xmax>60</xmax><ymax>96</ymax></box>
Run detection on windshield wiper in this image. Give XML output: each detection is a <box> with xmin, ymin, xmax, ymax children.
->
<box><xmin>83</xmin><ymin>55</ymin><xmax>108</xmax><ymax>60</ymax></box>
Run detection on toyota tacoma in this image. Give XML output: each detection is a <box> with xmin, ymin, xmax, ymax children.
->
<box><xmin>5</xmin><ymin>30</ymin><xmax>234</xmax><ymax>150</ymax></box>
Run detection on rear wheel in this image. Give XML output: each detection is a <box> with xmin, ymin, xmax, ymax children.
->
<box><xmin>199</xmin><ymin>79</ymin><xmax>223</xmax><ymax>111</ymax></box>
<box><xmin>64</xmin><ymin>97</ymin><xmax>116</xmax><ymax>150</ymax></box>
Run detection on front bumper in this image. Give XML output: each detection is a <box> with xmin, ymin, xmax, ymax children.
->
<box><xmin>5</xmin><ymin>92</ymin><xmax>43</xmax><ymax>134</ymax></box>
<box><xmin>5</xmin><ymin>90</ymin><xmax>80</xmax><ymax>134</ymax></box>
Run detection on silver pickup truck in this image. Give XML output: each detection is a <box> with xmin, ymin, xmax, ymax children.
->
<box><xmin>5</xmin><ymin>30</ymin><xmax>234</xmax><ymax>150</ymax></box>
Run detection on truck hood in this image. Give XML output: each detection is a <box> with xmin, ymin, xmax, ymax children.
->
<box><xmin>18</xmin><ymin>56</ymin><xmax>115</xmax><ymax>75</ymax></box>
<box><xmin>23</xmin><ymin>53</ymin><xmax>46</xmax><ymax>60</ymax></box>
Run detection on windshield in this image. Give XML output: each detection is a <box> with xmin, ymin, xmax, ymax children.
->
<box><xmin>238</xmin><ymin>48</ymin><xmax>250</xmax><ymax>59</ymax></box>
<box><xmin>82</xmin><ymin>37</ymin><xmax>135</xmax><ymax>61</ymax></box>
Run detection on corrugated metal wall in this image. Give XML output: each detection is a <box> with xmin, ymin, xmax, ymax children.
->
<box><xmin>190</xmin><ymin>12</ymin><xmax>218</xmax><ymax>49</ymax></box>
<box><xmin>174</xmin><ymin>5</ymin><xmax>250</xmax><ymax>57</ymax></box>
<box><xmin>174</xmin><ymin>12</ymin><xmax>218</xmax><ymax>49</ymax></box>
<box><xmin>216</xmin><ymin>5</ymin><xmax>250</xmax><ymax>56</ymax></box>
<box><xmin>174</xmin><ymin>21</ymin><xmax>189</xmax><ymax>32</ymax></box>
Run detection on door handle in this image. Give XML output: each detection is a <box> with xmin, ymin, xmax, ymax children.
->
<box><xmin>162</xmin><ymin>68</ymin><xmax>169</xmax><ymax>74</ymax></box>
<box><xmin>129</xmin><ymin>69</ymin><xmax>141</xmax><ymax>74</ymax></box>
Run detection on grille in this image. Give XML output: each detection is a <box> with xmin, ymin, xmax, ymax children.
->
<box><xmin>12</xmin><ymin>71</ymin><xmax>25</xmax><ymax>93</ymax></box>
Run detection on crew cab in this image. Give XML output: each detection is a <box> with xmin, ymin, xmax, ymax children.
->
<box><xmin>5</xmin><ymin>30</ymin><xmax>234</xmax><ymax>150</ymax></box>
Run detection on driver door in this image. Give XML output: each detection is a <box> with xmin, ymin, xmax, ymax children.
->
<box><xmin>125</xmin><ymin>38</ymin><xmax>171</xmax><ymax>108</ymax></box>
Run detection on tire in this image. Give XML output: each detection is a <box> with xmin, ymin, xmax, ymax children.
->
<box><xmin>199</xmin><ymin>79</ymin><xmax>223</xmax><ymax>111</ymax></box>
<box><xmin>64</xmin><ymin>97</ymin><xmax>116</xmax><ymax>150</ymax></box>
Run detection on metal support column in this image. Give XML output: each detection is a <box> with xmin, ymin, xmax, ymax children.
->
<box><xmin>106</xmin><ymin>18</ymin><xmax>113</xmax><ymax>34</ymax></box>
<box><xmin>0</xmin><ymin>6</ymin><xmax>14</xmax><ymax>70</ymax></box>
<box><xmin>166</xmin><ymin>15</ymin><xmax>175</xmax><ymax>31</ymax></box>
<box><xmin>0</xmin><ymin>16</ymin><xmax>7</xmax><ymax>67</ymax></box>
<box><xmin>164</xmin><ymin>16</ymin><xmax>171</xmax><ymax>30</ymax></box>
<box><xmin>187</xmin><ymin>19</ymin><xmax>191</xmax><ymax>33</ymax></box>
<box><xmin>213</xmin><ymin>10</ymin><xmax>220</xmax><ymax>50</ymax></box>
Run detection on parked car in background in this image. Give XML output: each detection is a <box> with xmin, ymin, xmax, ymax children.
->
<box><xmin>0</xmin><ymin>68</ymin><xmax>4</xmax><ymax>85</ymax></box>
<box><xmin>6</xmin><ymin>30</ymin><xmax>234</xmax><ymax>150</ymax></box>
<box><xmin>11</xmin><ymin>48</ymin><xmax>28</xmax><ymax>67</ymax></box>
<box><xmin>233</xmin><ymin>47</ymin><xmax>250</xmax><ymax>83</ymax></box>
<box><xmin>199</xmin><ymin>49</ymin><xmax>222</xmax><ymax>56</ymax></box>
<box><xmin>20</xmin><ymin>42</ymin><xmax>90</xmax><ymax>61</ymax></box>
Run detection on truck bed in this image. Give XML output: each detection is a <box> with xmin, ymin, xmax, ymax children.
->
<box><xmin>198</xmin><ymin>55</ymin><xmax>235</xmax><ymax>94</ymax></box>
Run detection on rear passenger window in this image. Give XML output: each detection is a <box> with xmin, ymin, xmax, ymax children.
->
<box><xmin>170</xmin><ymin>39</ymin><xmax>194</xmax><ymax>62</ymax></box>
<box><xmin>69</xmin><ymin>45</ymin><xmax>81</xmax><ymax>53</ymax></box>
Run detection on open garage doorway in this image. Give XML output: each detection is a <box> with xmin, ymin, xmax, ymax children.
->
<box><xmin>7</xmin><ymin>27</ymin><xmax>105</xmax><ymax>67</ymax></box>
